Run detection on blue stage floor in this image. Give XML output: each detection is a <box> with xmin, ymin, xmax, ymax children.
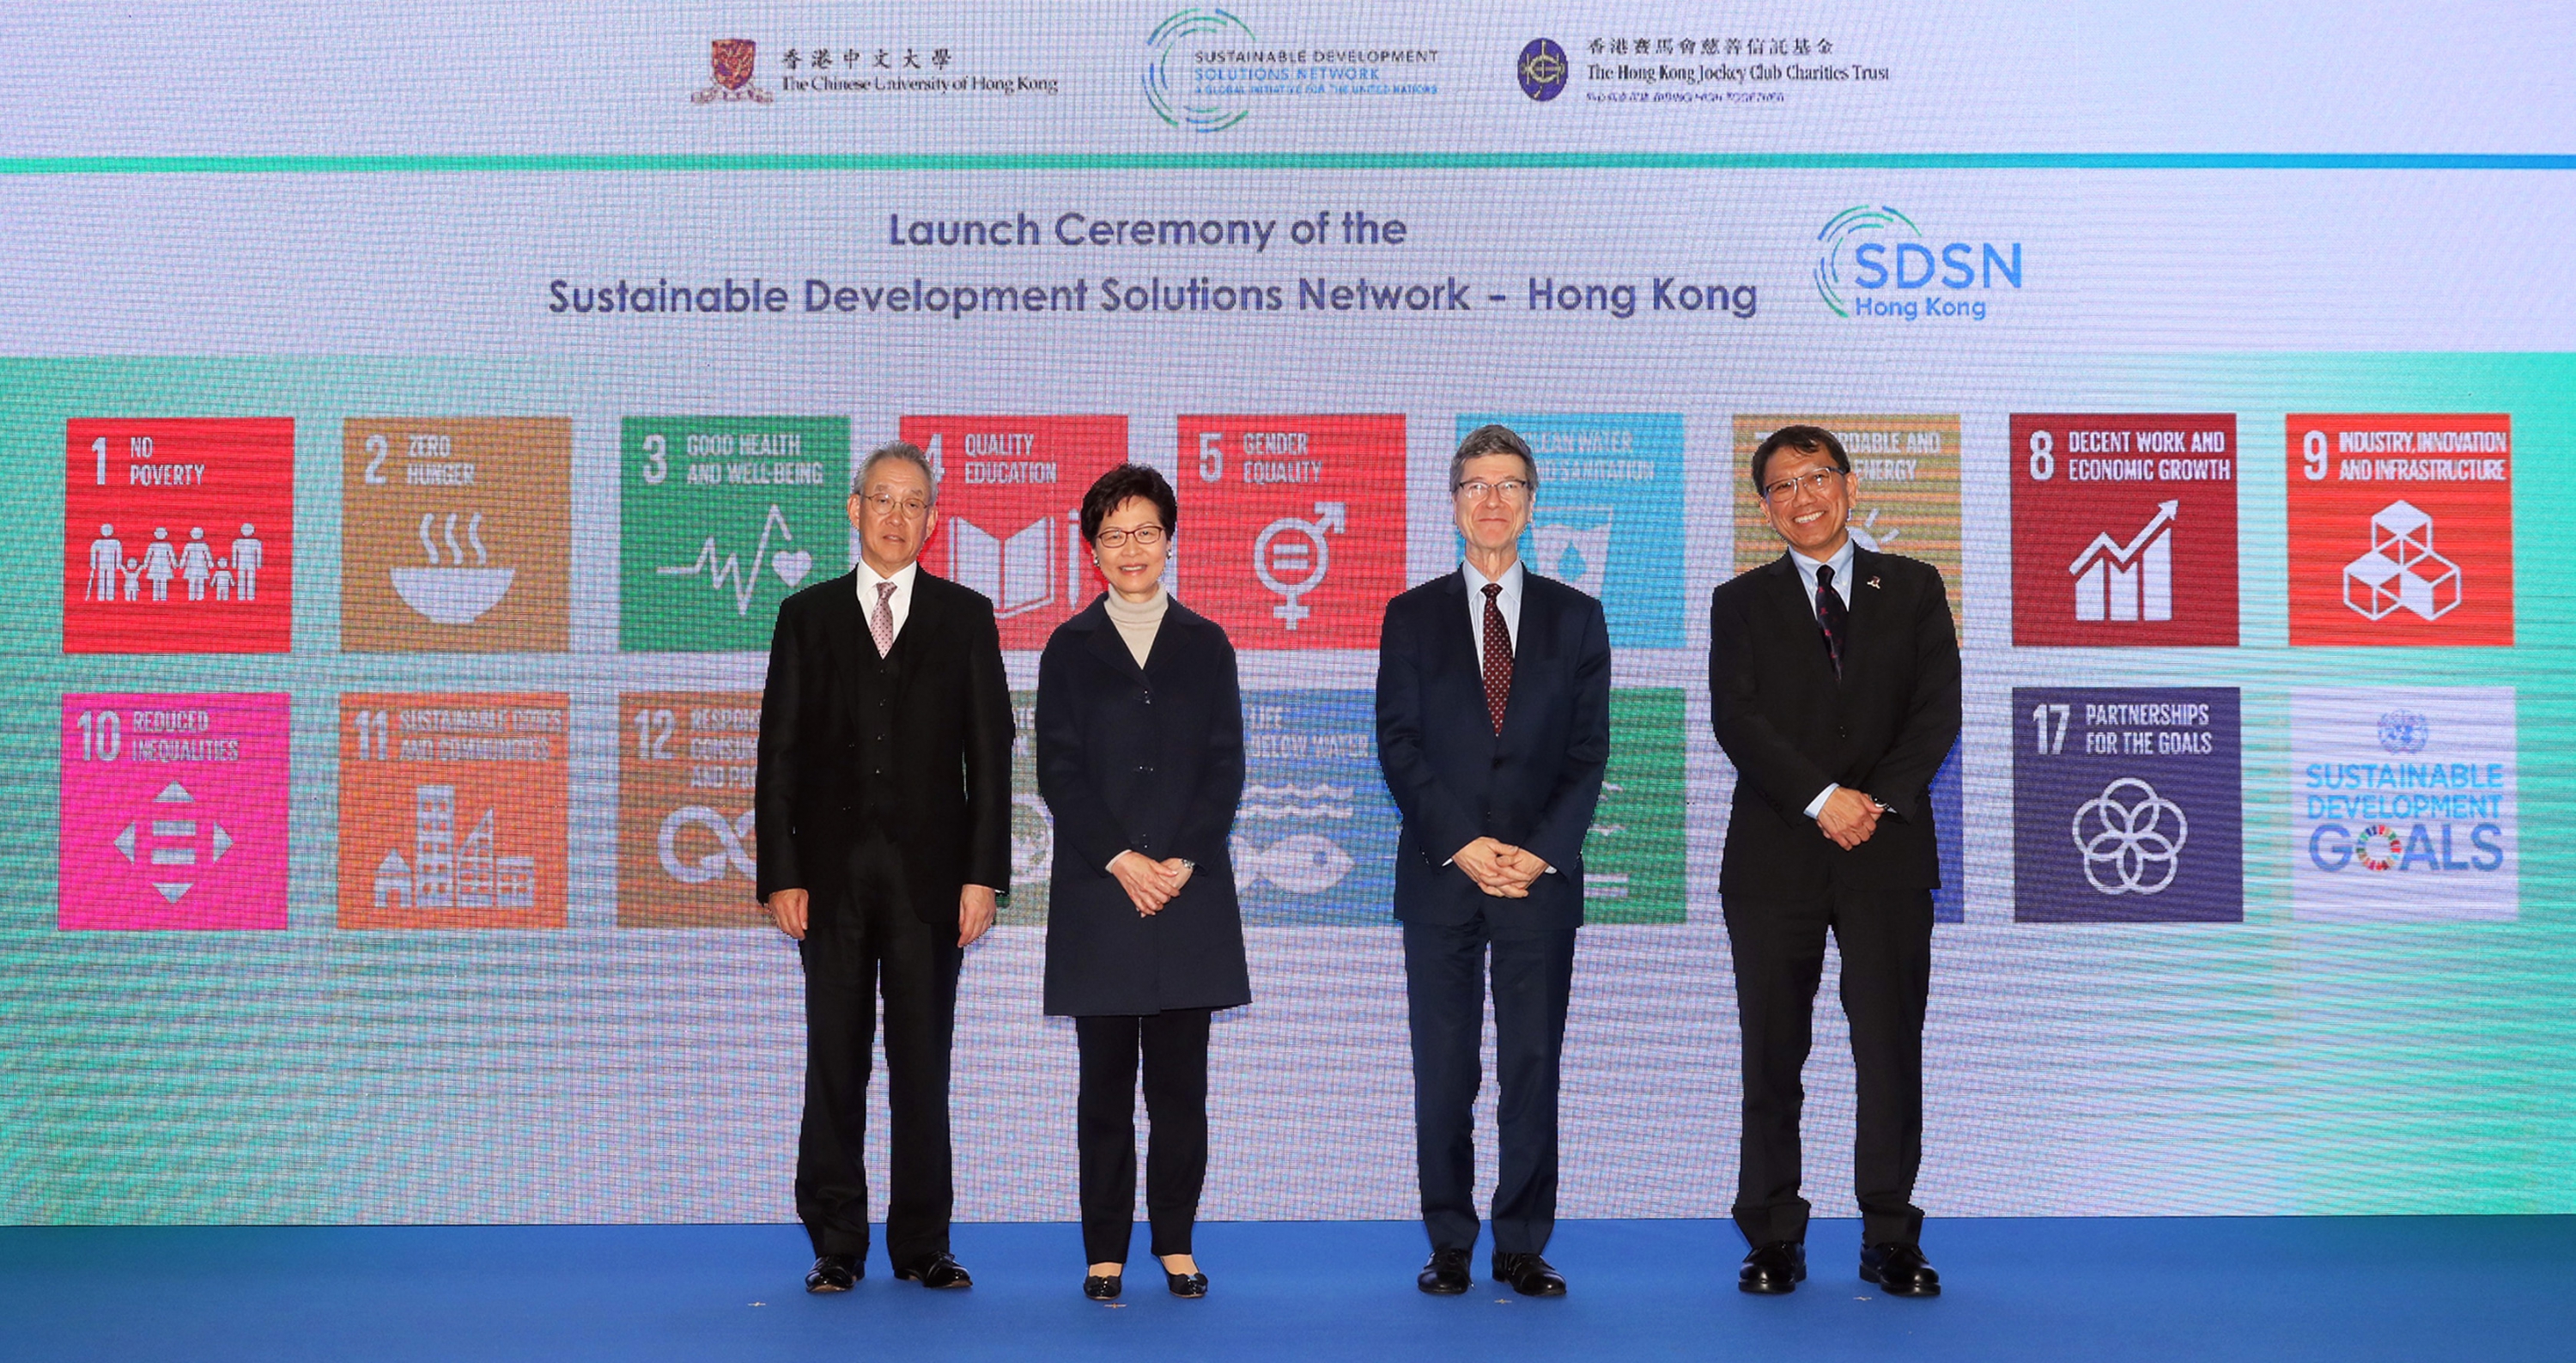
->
<box><xmin>4</xmin><ymin>1217</ymin><xmax>2571</xmax><ymax>1362</ymax></box>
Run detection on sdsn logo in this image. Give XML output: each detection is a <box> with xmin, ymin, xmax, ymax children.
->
<box><xmin>1813</xmin><ymin>204</ymin><xmax>2023</xmax><ymax>322</ymax></box>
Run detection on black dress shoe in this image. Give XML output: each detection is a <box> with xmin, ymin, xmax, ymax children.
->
<box><xmin>894</xmin><ymin>1251</ymin><xmax>973</xmax><ymax>1289</ymax></box>
<box><xmin>1083</xmin><ymin>1273</ymin><xmax>1121</xmax><ymax>1300</ymax></box>
<box><xmin>805</xmin><ymin>1254</ymin><xmax>860</xmax><ymax>1293</ymax></box>
<box><xmin>1738</xmin><ymin>1240</ymin><xmax>1807</xmax><ymax>1294</ymax></box>
<box><xmin>1417</xmin><ymin>1246</ymin><xmax>1473</xmax><ymax>1295</ymax></box>
<box><xmin>1492</xmin><ymin>1252</ymin><xmax>1567</xmax><ymax>1297</ymax></box>
<box><xmin>1165</xmin><ymin>1269</ymin><xmax>1208</xmax><ymax>1298</ymax></box>
<box><xmin>1861</xmin><ymin>1242</ymin><xmax>1941</xmax><ymax>1298</ymax></box>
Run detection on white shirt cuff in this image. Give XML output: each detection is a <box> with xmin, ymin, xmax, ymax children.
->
<box><xmin>1803</xmin><ymin>784</ymin><xmax>1840</xmax><ymax>820</ymax></box>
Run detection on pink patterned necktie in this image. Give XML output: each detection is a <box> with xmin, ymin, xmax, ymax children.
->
<box><xmin>871</xmin><ymin>581</ymin><xmax>897</xmax><ymax>656</ymax></box>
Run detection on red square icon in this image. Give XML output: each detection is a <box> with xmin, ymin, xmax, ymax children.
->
<box><xmin>2010</xmin><ymin>413</ymin><xmax>2238</xmax><ymax>647</ymax></box>
<box><xmin>2286</xmin><ymin>415</ymin><xmax>2512</xmax><ymax>648</ymax></box>
<box><xmin>65</xmin><ymin>418</ymin><xmax>294</xmax><ymax>654</ymax></box>
<box><xmin>1175</xmin><ymin>415</ymin><xmax>1406</xmax><ymax>649</ymax></box>
<box><xmin>907</xmin><ymin>416</ymin><xmax>1128</xmax><ymax>650</ymax></box>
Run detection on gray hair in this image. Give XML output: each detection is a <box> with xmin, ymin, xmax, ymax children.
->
<box><xmin>852</xmin><ymin>440</ymin><xmax>939</xmax><ymax>504</ymax></box>
<box><xmin>1450</xmin><ymin>423</ymin><xmax>1538</xmax><ymax>492</ymax></box>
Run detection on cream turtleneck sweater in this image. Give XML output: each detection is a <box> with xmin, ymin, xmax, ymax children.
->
<box><xmin>1103</xmin><ymin>587</ymin><xmax>1169</xmax><ymax>667</ymax></box>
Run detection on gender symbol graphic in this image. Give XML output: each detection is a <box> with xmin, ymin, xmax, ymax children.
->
<box><xmin>1255</xmin><ymin>502</ymin><xmax>1344</xmax><ymax>630</ymax></box>
<box><xmin>2071</xmin><ymin>777</ymin><xmax>2189</xmax><ymax>895</ymax></box>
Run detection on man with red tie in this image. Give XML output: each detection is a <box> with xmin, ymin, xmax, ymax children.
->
<box><xmin>1707</xmin><ymin>424</ymin><xmax>1961</xmax><ymax>1299</ymax></box>
<box><xmin>1375</xmin><ymin>423</ymin><xmax>1612</xmax><ymax>1298</ymax></box>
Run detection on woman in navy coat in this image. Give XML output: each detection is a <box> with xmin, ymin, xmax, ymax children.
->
<box><xmin>1036</xmin><ymin>463</ymin><xmax>1249</xmax><ymax>1301</ymax></box>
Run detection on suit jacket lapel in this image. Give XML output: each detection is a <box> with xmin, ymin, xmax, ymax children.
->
<box><xmin>1839</xmin><ymin>547</ymin><xmax>1883</xmax><ymax>683</ymax></box>
<box><xmin>818</xmin><ymin>572</ymin><xmax>871</xmax><ymax>701</ymax></box>
<box><xmin>1079</xmin><ymin>595</ymin><xmax>1147</xmax><ymax>682</ymax></box>
<box><xmin>1766</xmin><ymin>552</ymin><xmax>1841</xmax><ymax>688</ymax></box>
<box><xmin>1498</xmin><ymin>575</ymin><xmax>1555</xmax><ymax>736</ymax></box>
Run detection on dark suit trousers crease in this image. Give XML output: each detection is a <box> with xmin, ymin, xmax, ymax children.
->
<box><xmin>1073</xmin><ymin>1008</ymin><xmax>1212</xmax><ymax>1265</ymax></box>
<box><xmin>1723</xmin><ymin>882</ymin><xmax>1932</xmax><ymax>1249</ymax></box>
<box><xmin>1403</xmin><ymin>915</ymin><xmax>1577</xmax><ymax>1257</ymax></box>
<box><xmin>795</xmin><ymin>834</ymin><xmax>963</xmax><ymax>1264</ymax></box>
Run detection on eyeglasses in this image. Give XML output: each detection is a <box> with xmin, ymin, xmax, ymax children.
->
<box><xmin>1453</xmin><ymin>478</ymin><xmax>1532</xmax><ymax>503</ymax></box>
<box><xmin>858</xmin><ymin>492</ymin><xmax>931</xmax><ymax>520</ymax></box>
<box><xmin>1761</xmin><ymin>468</ymin><xmax>1844</xmax><ymax>502</ymax></box>
<box><xmin>1093</xmin><ymin>525</ymin><xmax>1167</xmax><ymax>549</ymax></box>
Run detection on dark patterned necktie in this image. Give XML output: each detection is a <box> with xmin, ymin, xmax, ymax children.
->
<box><xmin>1814</xmin><ymin>563</ymin><xmax>1847</xmax><ymax>677</ymax></box>
<box><xmin>1481</xmin><ymin>582</ymin><xmax>1513</xmax><ymax>733</ymax></box>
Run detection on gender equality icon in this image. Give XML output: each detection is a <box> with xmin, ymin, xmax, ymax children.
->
<box><xmin>2013</xmin><ymin>686</ymin><xmax>2241</xmax><ymax>922</ymax></box>
<box><xmin>1179</xmin><ymin>415</ymin><xmax>1404</xmax><ymax>649</ymax></box>
<box><xmin>2010</xmin><ymin>414</ymin><xmax>2238</xmax><ymax>647</ymax></box>
<box><xmin>64</xmin><ymin>418</ymin><xmax>294</xmax><ymax>654</ymax></box>
<box><xmin>622</xmin><ymin>417</ymin><xmax>850</xmax><ymax>652</ymax></box>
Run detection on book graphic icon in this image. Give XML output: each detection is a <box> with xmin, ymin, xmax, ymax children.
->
<box><xmin>948</xmin><ymin>513</ymin><xmax>1067</xmax><ymax>618</ymax></box>
<box><xmin>2069</xmin><ymin>500</ymin><xmax>2177</xmax><ymax>623</ymax></box>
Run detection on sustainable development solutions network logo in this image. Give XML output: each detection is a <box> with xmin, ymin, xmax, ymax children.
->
<box><xmin>1813</xmin><ymin>204</ymin><xmax>2023</xmax><ymax>322</ymax></box>
<box><xmin>1147</xmin><ymin>9</ymin><xmax>1257</xmax><ymax>131</ymax></box>
<box><xmin>1518</xmin><ymin>39</ymin><xmax>1569</xmax><ymax>101</ymax></box>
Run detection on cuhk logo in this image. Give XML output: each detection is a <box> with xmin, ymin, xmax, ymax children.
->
<box><xmin>694</xmin><ymin>39</ymin><xmax>774</xmax><ymax>104</ymax></box>
<box><xmin>1518</xmin><ymin>39</ymin><xmax>1569</xmax><ymax>101</ymax></box>
<box><xmin>1814</xmin><ymin>204</ymin><xmax>2023</xmax><ymax>322</ymax></box>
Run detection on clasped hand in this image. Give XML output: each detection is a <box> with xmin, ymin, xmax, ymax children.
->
<box><xmin>1109</xmin><ymin>850</ymin><xmax>1195</xmax><ymax>916</ymax></box>
<box><xmin>1453</xmin><ymin>836</ymin><xmax>1545</xmax><ymax>898</ymax></box>
<box><xmin>1816</xmin><ymin>788</ymin><xmax>1884</xmax><ymax>850</ymax></box>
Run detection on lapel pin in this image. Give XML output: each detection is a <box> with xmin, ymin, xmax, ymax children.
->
<box><xmin>1868</xmin><ymin>575</ymin><xmax>1883</xmax><ymax>590</ymax></box>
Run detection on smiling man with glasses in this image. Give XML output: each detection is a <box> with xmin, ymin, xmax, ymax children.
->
<box><xmin>1375</xmin><ymin>423</ymin><xmax>1612</xmax><ymax>1299</ymax></box>
<box><xmin>1707</xmin><ymin>423</ymin><xmax>1960</xmax><ymax>1299</ymax></box>
<box><xmin>754</xmin><ymin>438</ymin><xmax>1014</xmax><ymax>1297</ymax></box>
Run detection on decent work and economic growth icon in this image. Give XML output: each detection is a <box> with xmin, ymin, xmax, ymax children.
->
<box><xmin>2010</xmin><ymin>414</ymin><xmax>2237</xmax><ymax>647</ymax></box>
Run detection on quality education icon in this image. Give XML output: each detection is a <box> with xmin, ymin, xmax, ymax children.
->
<box><xmin>910</xmin><ymin>414</ymin><xmax>1128</xmax><ymax>651</ymax></box>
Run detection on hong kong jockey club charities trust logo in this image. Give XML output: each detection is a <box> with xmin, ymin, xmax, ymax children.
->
<box><xmin>1146</xmin><ymin>9</ymin><xmax>1256</xmax><ymax>131</ymax></box>
<box><xmin>693</xmin><ymin>39</ymin><xmax>774</xmax><ymax>104</ymax></box>
<box><xmin>1813</xmin><ymin>204</ymin><xmax>2025</xmax><ymax>322</ymax></box>
<box><xmin>1518</xmin><ymin>39</ymin><xmax>1569</xmax><ymax>100</ymax></box>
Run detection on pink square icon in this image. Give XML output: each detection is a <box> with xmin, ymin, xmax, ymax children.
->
<box><xmin>60</xmin><ymin>693</ymin><xmax>291</xmax><ymax>930</ymax></box>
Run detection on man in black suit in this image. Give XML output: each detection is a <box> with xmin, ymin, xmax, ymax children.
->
<box><xmin>755</xmin><ymin>440</ymin><xmax>1012</xmax><ymax>1294</ymax></box>
<box><xmin>1708</xmin><ymin>424</ymin><xmax>1960</xmax><ymax>1299</ymax></box>
<box><xmin>1376</xmin><ymin>423</ymin><xmax>1612</xmax><ymax>1299</ymax></box>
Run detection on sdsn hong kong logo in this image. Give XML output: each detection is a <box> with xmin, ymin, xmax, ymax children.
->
<box><xmin>1812</xmin><ymin>204</ymin><xmax>2023</xmax><ymax>322</ymax></box>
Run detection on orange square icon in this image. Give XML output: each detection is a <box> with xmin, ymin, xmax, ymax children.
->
<box><xmin>337</xmin><ymin>692</ymin><xmax>568</xmax><ymax>929</ymax></box>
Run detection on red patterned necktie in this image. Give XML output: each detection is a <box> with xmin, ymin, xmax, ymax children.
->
<box><xmin>1481</xmin><ymin>581</ymin><xmax>1513</xmax><ymax>733</ymax></box>
<box><xmin>870</xmin><ymin>581</ymin><xmax>897</xmax><ymax>656</ymax></box>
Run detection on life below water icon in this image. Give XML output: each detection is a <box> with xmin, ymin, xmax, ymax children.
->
<box><xmin>392</xmin><ymin>511</ymin><xmax>515</xmax><ymax>625</ymax></box>
<box><xmin>1255</xmin><ymin>502</ymin><xmax>1345</xmax><ymax>630</ymax></box>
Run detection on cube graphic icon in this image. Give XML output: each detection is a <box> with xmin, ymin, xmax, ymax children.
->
<box><xmin>2343</xmin><ymin>500</ymin><xmax>2460</xmax><ymax>621</ymax></box>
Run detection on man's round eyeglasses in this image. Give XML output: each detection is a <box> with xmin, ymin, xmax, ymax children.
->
<box><xmin>1093</xmin><ymin>525</ymin><xmax>1167</xmax><ymax>549</ymax></box>
<box><xmin>1761</xmin><ymin>468</ymin><xmax>1845</xmax><ymax>502</ymax></box>
<box><xmin>1453</xmin><ymin>478</ymin><xmax>1532</xmax><ymax>503</ymax></box>
<box><xmin>859</xmin><ymin>492</ymin><xmax>931</xmax><ymax>520</ymax></box>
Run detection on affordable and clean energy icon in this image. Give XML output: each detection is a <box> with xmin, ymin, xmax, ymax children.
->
<box><xmin>109</xmin><ymin>779</ymin><xmax>234</xmax><ymax>904</ymax></box>
<box><xmin>2069</xmin><ymin>500</ymin><xmax>2178</xmax><ymax>623</ymax></box>
<box><xmin>657</xmin><ymin>504</ymin><xmax>814</xmax><ymax>615</ymax></box>
<box><xmin>391</xmin><ymin>511</ymin><xmax>515</xmax><ymax>624</ymax></box>
<box><xmin>2071</xmin><ymin>776</ymin><xmax>2188</xmax><ymax>896</ymax></box>
<box><xmin>1255</xmin><ymin>502</ymin><xmax>1345</xmax><ymax>630</ymax></box>
<box><xmin>2343</xmin><ymin>500</ymin><xmax>2461</xmax><ymax>621</ymax></box>
<box><xmin>370</xmin><ymin>784</ymin><xmax>537</xmax><ymax>910</ymax></box>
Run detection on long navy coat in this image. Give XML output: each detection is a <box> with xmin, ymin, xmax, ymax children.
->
<box><xmin>1036</xmin><ymin>594</ymin><xmax>1250</xmax><ymax>1017</ymax></box>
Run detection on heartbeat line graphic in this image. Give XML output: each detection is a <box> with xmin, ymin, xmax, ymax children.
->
<box><xmin>658</xmin><ymin>505</ymin><xmax>810</xmax><ymax>615</ymax></box>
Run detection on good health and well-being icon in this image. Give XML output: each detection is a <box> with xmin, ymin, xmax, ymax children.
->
<box><xmin>623</xmin><ymin>418</ymin><xmax>848</xmax><ymax>652</ymax></box>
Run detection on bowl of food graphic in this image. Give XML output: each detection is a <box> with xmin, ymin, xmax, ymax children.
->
<box><xmin>390</xmin><ymin>567</ymin><xmax>516</xmax><ymax>624</ymax></box>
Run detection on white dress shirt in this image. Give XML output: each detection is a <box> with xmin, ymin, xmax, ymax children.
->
<box><xmin>1461</xmin><ymin>557</ymin><xmax>1525</xmax><ymax>654</ymax></box>
<box><xmin>855</xmin><ymin>557</ymin><xmax>919</xmax><ymax>654</ymax></box>
<box><xmin>1788</xmin><ymin>538</ymin><xmax>1859</xmax><ymax>819</ymax></box>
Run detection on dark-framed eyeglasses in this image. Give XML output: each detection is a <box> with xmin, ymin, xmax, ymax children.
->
<box><xmin>1093</xmin><ymin>525</ymin><xmax>1167</xmax><ymax>549</ymax></box>
<box><xmin>1761</xmin><ymin>468</ymin><xmax>1844</xmax><ymax>502</ymax></box>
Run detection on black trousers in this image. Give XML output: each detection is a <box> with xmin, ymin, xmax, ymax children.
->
<box><xmin>794</xmin><ymin>836</ymin><xmax>963</xmax><ymax>1266</ymax></box>
<box><xmin>1402</xmin><ymin>915</ymin><xmax>1577</xmax><ymax>1257</ymax></box>
<box><xmin>1722</xmin><ymin>882</ymin><xmax>1934</xmax><ymax>1249</ymax></box>
<box><xmin>1074</xmin><ymin>1008</ymin><xmax>1212</xmax><ymax>1266</ymax></box>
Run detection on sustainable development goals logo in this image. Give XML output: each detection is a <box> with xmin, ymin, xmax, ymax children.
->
<box><xmin>1814</xmin><ymin>205</ymin><xmax>2024</xmax><ymax>323</ymax></box>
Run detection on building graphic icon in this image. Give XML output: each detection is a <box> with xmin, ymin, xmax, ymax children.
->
<box><xmin>2069</xmin><ymin>500</ymin><xmax>2177</xmax><ymax>623</ymax></box>
<box><xmin>373</xmin><ymin>784</ymin><xmax>537</xmax><ymax>910</ymax></box>
<box><xmin>2343</xmin><ymin>500</ymin><xmax>2461</xmax><ymax>621</ymax></box>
